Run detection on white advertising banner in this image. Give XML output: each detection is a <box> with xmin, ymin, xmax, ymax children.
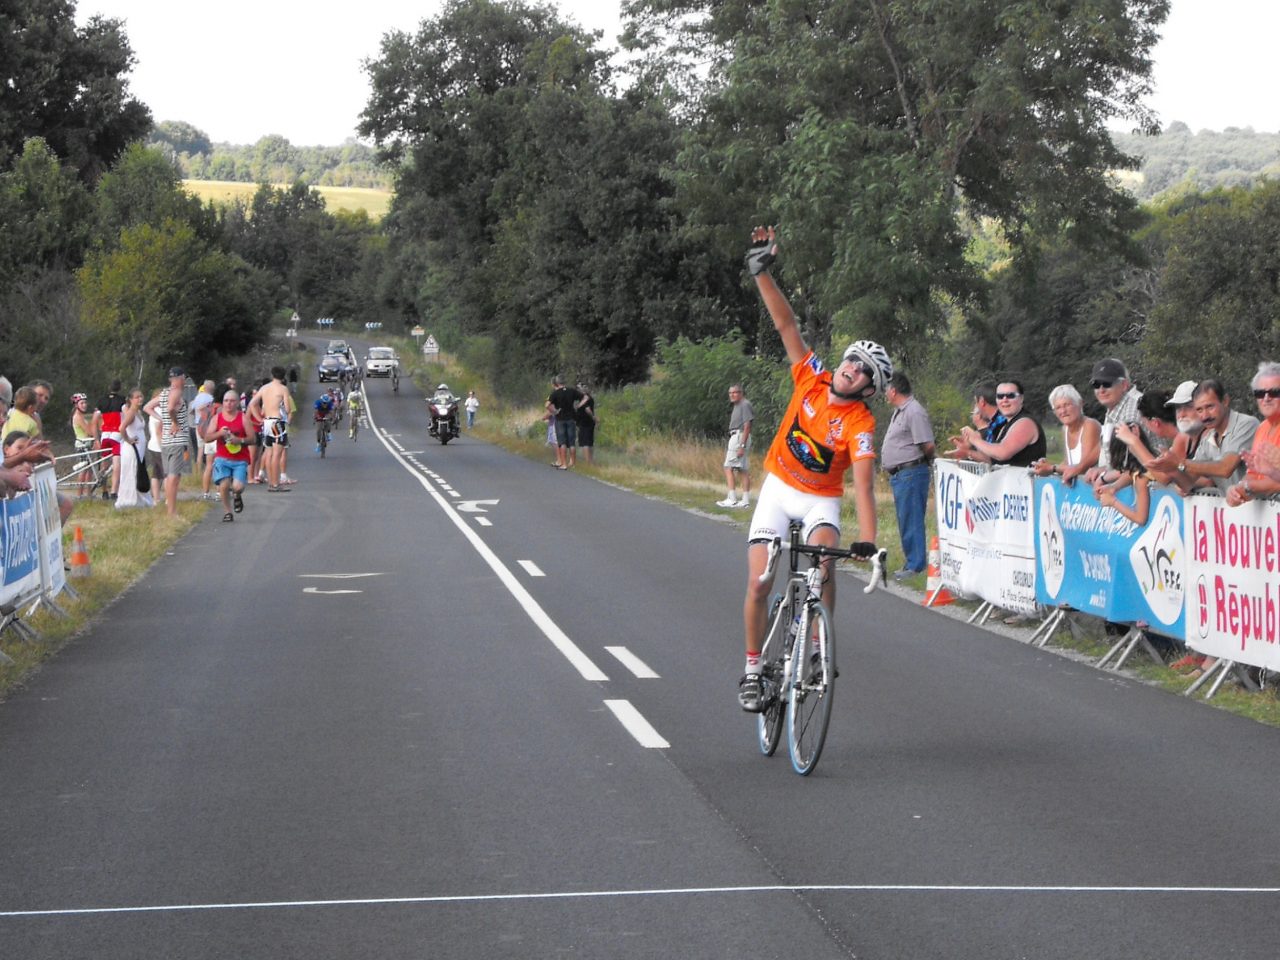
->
<box><xmin>1184</xmin><ymin>495</ymin><xmax>1280</xmax><ymax>670</ymax></box>
<box><xmin>32</xmin><ymin>464</ymin><xmax>67</xmax><ymax>600</ymax></box>
<box><xmin>935</xmin><ymin>461</ymin><xmax>1038</xmax><ymax>615</ymax></box>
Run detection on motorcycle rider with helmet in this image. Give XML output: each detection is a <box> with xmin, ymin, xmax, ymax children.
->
<box><xmin>427</xmin><ymin>383</ymin><xmax>460</xmax><ymax>440</ymax></box>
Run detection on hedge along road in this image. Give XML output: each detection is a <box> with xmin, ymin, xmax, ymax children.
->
<box><xmin>1</xmin><ymin>354</ymin><xmax>1278</xmax><ymax>960</ymax></box>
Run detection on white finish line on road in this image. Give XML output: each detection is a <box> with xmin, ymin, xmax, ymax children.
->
<box><xmin>5</xmin><ymin>883</ymin><xmax>1278</xmax><ymax>918</ymax></box>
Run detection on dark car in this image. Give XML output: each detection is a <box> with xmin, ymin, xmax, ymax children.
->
<box><xmin>317</xmin><ymin>354</ymin><xmax>348</xmax><ymax>382</ymax></box>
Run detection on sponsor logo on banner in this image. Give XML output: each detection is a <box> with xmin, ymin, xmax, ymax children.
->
<box><xmin>1039</xmin><ymin>483</ymin><xmax>1066</xmax><ymax>598</ymax></box>
<box><xmin>1129</xmin><ymin>496</ymin><xmax>1185</xmax><ymax>627</ymax></box>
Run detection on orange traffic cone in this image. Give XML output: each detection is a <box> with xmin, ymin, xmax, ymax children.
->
<box><xmin>922</xmin><ymin>535</ymin><xmax>954</xmax><ymax>607</ymax></box>
<box><xmin>69</xmin><ymin>526</ymin><xmax>92</xmax><ymax>578</ymax></box>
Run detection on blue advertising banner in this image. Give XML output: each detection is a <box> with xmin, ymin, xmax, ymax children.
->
<box><xmin>1</xmin><ymin>491</ymin><xmax>43</xmax><ymax>601</ymax></box>
<box><xmin>1034</xmin><ymin>477</ymin><xmax>1186</xmax><ymax>636</ymax></box>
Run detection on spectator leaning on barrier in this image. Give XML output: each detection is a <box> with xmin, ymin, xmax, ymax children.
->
<box><xmin>1087</xmin><ymin>358</ymin><xmax>1142</xmax><ymax>477</ymax></box>
<box><xmin>1032</xmin><ymin>384</ymin><xmax>1100</xmax><ymax>485</ymax></box>
<box><xmin>950</xmin><ymin>381</ymin><xmax>1045</xmax><ymax>466</ymax></box>
<box><xmin>1151</xmin><ymin>378</ymin><xmax>1257</xmax><ymax>495</ymax></box>
<box><xmin>881</xmin><ymin>372</ymin><xmax>935</xmax><ymax>578</ymax></box>
<box><xmin>1110</xmin><ymin>389</ymin><xmax>1197</xmax><ymax>494</ymax></box>
<box><xmin>1227</xmin><ymin>362</ymin><xmax>1280</xmax><ymax>506</ymax></box>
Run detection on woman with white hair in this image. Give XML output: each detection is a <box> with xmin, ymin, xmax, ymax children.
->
<box><xmin>1031</xmin><ymin>384</ymin><xmax>1101</xmax><ymax>484</ymax></box>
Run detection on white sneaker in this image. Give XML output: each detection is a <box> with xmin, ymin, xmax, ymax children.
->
<box><xmin>735</xmin><ymin>498</ymin><xmax>750</xmax><ymax>508</ymax></box>
<box><xmin>716</xmin><ymin>497</ymin><xmax>738</xmax><ymax>507</ymax></box>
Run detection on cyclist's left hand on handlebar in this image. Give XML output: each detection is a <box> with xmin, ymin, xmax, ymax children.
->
<box><xmin>847</xmin><ymin>541</ymin><xmax>879</xmax><ymax>560</ymax></box>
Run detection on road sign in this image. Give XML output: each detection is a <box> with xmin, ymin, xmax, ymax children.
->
<box><xmin>423</xmin><ymin>335</ymin><xmax>440</xmax><ymax>356</ymax></box>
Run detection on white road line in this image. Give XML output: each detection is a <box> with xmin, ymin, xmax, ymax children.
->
<box><xmin>518</xmin><ymin>561</ymin><xmax>545</xmax><ymax>577</ymax></box>
<box><xmin>475</xmin><ymin>517</ymin><xmax>493</xmax><ymax>527</ymax></box>
<box><xmin>9</xmin><ymin>883</ymin><xmax>1276</xmax><ymax>918</ymax></box>
<box><xmin>605</xmin><ymin>647</ymin><xmax>660</xmax><ymax>679</ymax></box>
<box><xmin>298</xmin><ymin>573</ymin><xmax>385</xmax><ymax>580</ymax></box>
<box><xmin>364</xmin><ymin>399</ymin><xmax>608</xmax><ymax>683</ymax></box>
<box><xmin>604</xmin><ymin>699</ymin><xmax>669</xmax><ymax>748</ymax></box>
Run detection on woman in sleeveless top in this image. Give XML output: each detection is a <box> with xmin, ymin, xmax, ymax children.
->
<box><xmin>1032</xmin><ymin>384</ymin><xmax>1101</xmax><ymax>484</ymax></box>
<box><xmin>954</xmin><ymin>380</ymin><xmax>1046</xmax><ymax>467</ymax></box>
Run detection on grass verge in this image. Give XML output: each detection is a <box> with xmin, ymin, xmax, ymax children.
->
<box><xmin>0</xmin><ymin>484</ymin><xmax>210</xmax><ymax>699</ymax></box>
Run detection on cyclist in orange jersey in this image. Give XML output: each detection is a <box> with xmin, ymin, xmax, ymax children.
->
<box><xmin>737</xmin><ymin>226</ymin><xmax>892</xmax><ymax>712</ymax></box>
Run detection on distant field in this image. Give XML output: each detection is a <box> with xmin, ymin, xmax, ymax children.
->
<box><xmin>182</xmin><ymin>180</ymin><xmax>392</xmax><ymax>219</ymax></box>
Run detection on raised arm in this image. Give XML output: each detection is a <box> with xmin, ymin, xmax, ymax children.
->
<box><xmin>748</xmin><ymin>226</ymin><xmax>809</xmax><ymax>366</ymax></box>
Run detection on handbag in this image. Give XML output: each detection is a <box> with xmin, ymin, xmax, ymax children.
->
<box><xmin>135</xmin><ymin>446</ymin><xmax>150</xmax><ymax>492</ymax></box>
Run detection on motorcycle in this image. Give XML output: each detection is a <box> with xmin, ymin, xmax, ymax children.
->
<box><xmin>427</xmin><ymin>395</ymin><xmax>461</xmax><ymax>445</ymax></box>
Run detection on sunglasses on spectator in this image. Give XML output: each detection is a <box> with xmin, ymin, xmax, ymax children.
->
<box><xmin>1091</xmin><ymin>380</ymin><xmax>1115</xmax><ymax>389</ymax></box>
<box><xmin>1254</xmin><ymin>388</ymin><xmax>1280</xmax><ymax>399</ymax></box>
<box><xmin>996</xmin><ymin>391</ymin><xmax>1021</xmax><ymax>400</ymax></box>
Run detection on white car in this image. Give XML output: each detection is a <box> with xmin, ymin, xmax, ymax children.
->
<box><xmin>364</xmin><ymin>346</ymin><xmax>400</xmax><ymax>378</ymax></box>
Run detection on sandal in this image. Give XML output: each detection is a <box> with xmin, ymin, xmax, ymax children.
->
<box><xmin>233</xmin><ymin>491</ymin><xmax>244</xmax><ymax>513</ymax></box>
<box><xmin>222</xmin><ymin>512</ymin><xmax>233</xmax><ymax>523</ymax></box>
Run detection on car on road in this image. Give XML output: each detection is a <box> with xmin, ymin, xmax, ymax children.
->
<box><xmin>317</xmin><ymin>354</ymin><xmax>349</xmax><ymax>382</ymax></box>
<box><xmin>364</xmin><ymin>346</ymin><xmax>400</xmax><ymax>378</ymax></box>
<box><xmin>326</xmin><ymin>338</ymin><xmax>350</xmax><ymax>356</ymax></box>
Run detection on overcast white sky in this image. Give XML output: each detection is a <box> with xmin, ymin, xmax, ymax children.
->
<box><xmin>76</xmin><ymin>1</ymin><xmax>1279</xmax><ymax>146</ymax></box>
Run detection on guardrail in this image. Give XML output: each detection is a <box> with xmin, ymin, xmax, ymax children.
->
<box><xmin>1</xmin><ymin>464</ymin><xmax>74</xmax><ymax>660</ymax></box>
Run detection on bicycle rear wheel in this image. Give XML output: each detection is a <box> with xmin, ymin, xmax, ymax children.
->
<box><xmin>787</xmin><ymin>602</ymin><xmax>835</xmax><ymax>775</ymax></box>
<box><xmin>756</xmin><ymin>595</ymin><xmax>790</xmax><ymax>756</ymax></box>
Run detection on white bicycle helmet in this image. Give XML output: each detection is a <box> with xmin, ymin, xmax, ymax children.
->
<box><xmin>841</xmin><ymin>340</ymin><xmax>893</xmax><ymax>397</ymax></box>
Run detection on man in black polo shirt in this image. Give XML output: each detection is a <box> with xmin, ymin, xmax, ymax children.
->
<box><xmin>546</xmin><ymin>375</ymin><xmax>584</xmax><ymax>469</ymax></box>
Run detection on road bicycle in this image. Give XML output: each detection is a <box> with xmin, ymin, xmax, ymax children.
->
<box><xmin>349</xmin><ymin>408</ymin><xmax>367</xmax><ymax>441</ymax></box>
<box><xmin>59</xmin><ymin>441</ymin><xmax>111</xmax><ymax>499</ymax></box>
<box><xmin>391</xmin><ymin>366</ymin><xmax>400</xmax><ymax>393</ymax></box>
<box><xmin>755</xmin><ymin>520</ymin><xmax>886</xmax><ymax>775</ymax></box>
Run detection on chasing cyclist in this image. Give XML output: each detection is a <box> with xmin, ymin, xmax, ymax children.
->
<box><xmin>347</xmin><ymin>386</ymin><xmax>363</xmax><ymax>440</ymax></box>
<box><xmin>737</xmin><ymin>226</ymin><xmax>891</xmax><ymax>712</ymax></box>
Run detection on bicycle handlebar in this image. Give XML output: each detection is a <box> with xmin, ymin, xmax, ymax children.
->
<box><xmin>759</xmin><ymin>536</ymin><xmax>888</xmax><ymax>594</ymax></box>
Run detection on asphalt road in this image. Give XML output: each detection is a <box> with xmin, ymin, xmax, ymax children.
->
<box><xmin>2</xmin><ymin>346</ymin><xmax>1278</xmax><ymax>959</ymax></box>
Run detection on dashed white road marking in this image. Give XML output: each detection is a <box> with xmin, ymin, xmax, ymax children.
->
<box><xmin>604</xmin><ymin>699</ymin><xmax>669</xmax><ymax>748</ymax></box>
<box><xmin>605</xmin><ymin>647</ymin><xmax>660</xmax><ymax>679</ymax></box>
<box><xmin>299</xmin><ymin>573</ymin><xmax>386</xmax><ymax>580</ymax></box>
<box><xmin>303</xmin><ymin>587</ymin><xmax>362</xmax><ymax>595</ymax></box>
<box><xmin>475</xmin><ymin>517</ymin><xmax>493</xmax><ymax>527</ymax></box>
<box><xmin>364</xmin><ymin>400</ymin><xmax>608</xmax><ymax>683</ymax></box>
<box><xmin>517</xmin><ymin>561</ymin><xmax>545</xmax><ymax>577</ymax></box>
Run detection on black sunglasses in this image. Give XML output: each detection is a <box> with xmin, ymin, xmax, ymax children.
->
<box><xmin>1254</xmin><ymin>388</ymin><xmax>1280</xmax><ymax>400</ymax></box>
<box><xmin>996</xmin><ymin>391</ymin><xmax>1021</xmax><ymax>400</ymax></box>
<box><xmin>1091</xmin><ymin>379</ymin><xmax>1115</xmax><ymax>390</ymax></box>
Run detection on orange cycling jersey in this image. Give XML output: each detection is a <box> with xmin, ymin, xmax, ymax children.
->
<box><xmin>764</xmin><ymin>352</ymin><xmax>876</xmax><ymax>497</ymax></box>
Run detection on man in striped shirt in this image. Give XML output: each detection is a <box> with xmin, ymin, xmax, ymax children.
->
<box><xmin>144</xmin><ymin>366</ymin><xmax>192</xmax><ymax>516</ymax></box>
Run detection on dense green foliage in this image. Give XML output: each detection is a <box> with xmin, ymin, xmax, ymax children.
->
<box><xmin>148</xmin><ymin>123</ymin><xmax>390</xmax><ymax>189</ymax></box>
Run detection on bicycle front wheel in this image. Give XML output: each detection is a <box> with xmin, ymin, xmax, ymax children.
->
<box><xmin>787</xmin><ymin>602</ymin><xmax>835</xmax><ymax>775</ymax></box>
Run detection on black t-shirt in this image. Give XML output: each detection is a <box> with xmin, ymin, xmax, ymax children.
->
<box><xmin>576</xmin><ymin>394</ymin><xmax>595</xmax><ymax>427</ymax></box>
<box><xmin>548</xmin><ymin>386</ymin><xmax>582</xmax><ymax>422</ymax></box>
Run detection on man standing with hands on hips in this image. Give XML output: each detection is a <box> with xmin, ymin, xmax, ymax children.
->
<box><xmin>718</xmin><ymin>384</ymin><xmax>754</xmax><ymax>507</ymax></box>
<box><xmin>880</xmin><ymin>372</ymin><xmax>935</xmax><ymax>580</ymax></box>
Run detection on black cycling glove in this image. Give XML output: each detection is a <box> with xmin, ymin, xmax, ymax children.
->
<box><xmin>848</xmin><ymin>541</ymin><xmax>879</xmax><ymax>560</ymax></box>
<box><xmin>745</xmin><ymin>232</ymin><xmax>778</xmax><ymax>276</ymax></box>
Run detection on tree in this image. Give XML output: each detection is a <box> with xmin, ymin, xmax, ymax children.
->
<box><xmin>0</xmin><ymin>0</ymin><xmax>152</xmax><ymax>183</ymax></box>
<box><xmin>624</xmin><ymin>0</ymin><xmax>1169</xmax><ymax>359</ymax></box>
<box><xmin>0</xmin><ymin>138</ymin><xmax>94</xmax><ymax>285</ymax></box>
<box><xmin>78</xmin><ymin>219</ymin><xmax>272</xmax><ymax>383</ymax></box>
<box><xmin>92</xmin><ymin>143</ymin><xmax>215</xmax><ymax>247</ymax></box>
<box><xmin>149</xmin><ymin>120</ymin><xmax>213</xmax><ymax>157</ymax></box>
<box><xmin>1140</xmin><ymin>182</ymin><xmax>1280</xmax><ymax>396</ymax></box>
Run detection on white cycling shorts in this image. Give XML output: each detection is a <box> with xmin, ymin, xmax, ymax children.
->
<box><xmin>747</xmin><ymin>473</ymin><xmax>841</xmax><ymax>544</ymax></box>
